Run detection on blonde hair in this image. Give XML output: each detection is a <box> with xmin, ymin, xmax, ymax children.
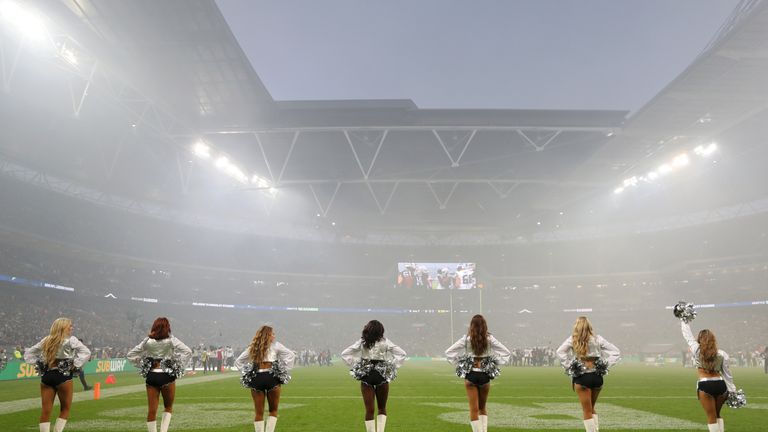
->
<box><xmin>697</xmin><ymin>329</ymin><xmax>719</xmax><ymax>372</ymax></box>
<box><xmin>571</xmin><ymin>316</ymin><xmax>594</xmax><ymax>358</ymax></box>
<box><xmin>41</xmin><ymin>318</ymin><xmax>72</xmax><ymax>367</ymax></box>
<box><xmin>248</xmin><ymin>326</ymin><xmax>273</xmax><ymax>363</ymax></box>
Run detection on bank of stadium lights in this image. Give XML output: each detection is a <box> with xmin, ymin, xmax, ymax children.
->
<box><xmin>0</xmin><ymin>1</ymin><xmax>48</xmax><ymax>43</ymax></box>
<box><xmin>190</xmin><ymin>141</ymin><xmax>276</xmax><ymax>194</ymax></box>
<box><xmin>614</xmin><ymin>142</ymin><xmax>718</xmax><ymax>195</ymax></box>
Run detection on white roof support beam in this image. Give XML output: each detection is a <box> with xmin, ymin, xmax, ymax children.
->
<box><xmin>432</xmin><ymin>129</ymin><xmax>477</xmax><ymax>167</ymax></box>
<box><xmin>516</xmin><ymin>129</ymin><xmax>562</xmax><ymax>152</ymax></box>
<box><xmin>366</xmin><ymin>180</ymin><xmax>399</xmax><ymax>215</ymax></box>
<box><xmin>344</xmin><ymin>129</ymin><xmax>388</xmax><ymax>179</ymax></box>
<box><xmin>309</xmin><ymin>182</ymin><xmax>341</xmax><ymax>218</ymax></box>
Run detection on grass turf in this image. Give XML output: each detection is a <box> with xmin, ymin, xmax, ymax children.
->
<box><xmin>0</xmin><ymin>362</ymin><xmax>765</xmax><ymax>431</ymax></box>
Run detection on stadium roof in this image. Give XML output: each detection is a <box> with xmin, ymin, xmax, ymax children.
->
<box><xmin>1</xmin><ymin>0</ymin><xmax>767</xmax><ymax>243</ymax></box>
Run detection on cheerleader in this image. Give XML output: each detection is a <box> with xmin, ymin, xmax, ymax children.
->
<box><xmin>126</xmin><ymin>317</ymin><xmax>192</xmax><ymax>432</ymax></box>
<box><xmin>680</xmin><ymin>320</ymin><xmax>736</xmax><ymax>432</ymax></box>
<box><xmin>445</xmin><ymin>314</ymin><xmax>511</xmax><ymax>432</ymax></box>
<box><xmin>556</xmin><ymin>316</ymin><xmax>620</xmax><ymax>432</ymax></box>
<box><xmin>24</xmin><ymin>318</ymin><xmax>91</xmax><ymax>432</ymax></box>
<box><xmin>341</xmin><ymin>320</ymin><xmax>406</xmax><ymax>432</ymax></box>
<box><xmin>234</xmin><ymin>325</ymin><xmax>296</xmax><ymax>432</ymax></box>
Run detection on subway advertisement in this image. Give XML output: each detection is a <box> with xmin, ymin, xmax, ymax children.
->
<box><xmin>0</xmin><ymin>358</ymin><xmax>137</xmax><ymax>381</ymax></box>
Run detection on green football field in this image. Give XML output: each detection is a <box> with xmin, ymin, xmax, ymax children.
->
<box><xmin>1</xmin><ymin>362</ymin><xmax>766</xmax><ymax>431</ymax></box>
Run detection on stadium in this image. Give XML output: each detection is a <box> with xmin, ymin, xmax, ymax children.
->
<box><xmin>0</xmin><ymin>1</ymin><xmax>767</xmax><ymax>431</ymax></box>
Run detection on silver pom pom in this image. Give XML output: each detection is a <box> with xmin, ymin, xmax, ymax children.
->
<box><xmin>479</xmin><ymin>356</ymin><xmax>501</xmax><ymax>379</ymax></box>
<box><xmin>455</xmin><ymin>355</ymin><xmax>473</xmax><ymax>378</ymax></box>
<box><xmin>161</xmin><ymin>358</ymin><xmax>185</xmax><ymax>379</ymax></box>
<box><xmin>594</xmin><ymin>358</ymin><xmax>609</xmax><ymax>376</ymax></box>
<box><xmin>726</xmin><ymin>389</ymin><xmax>747</xmax><ymax>408</ymax></box>
<box><xmin>34</xmin><ymin>360</ymin><xmax>49</xmax><ymax>376</ymax></box>
<box><xmin>374</xmin><ymin>361</ymin><xmax>398</xmax><ymax>383</ymax></box>
<box><xmin>673</xmin><ymin>301</ymin><xmax>697</xmax><ymax>323</ymax></box>
<box><xmin>139</xmin><ymin>357</ymin><xmax>154</xmax><ymax>378</ymax></box>
<box><xmin>350</xmin><ymin>359</ymin><xmax>374</xmax><ymax>380</ymax></box>
<box><xmin>566</xmin><ymin>359</ymin><xmax>586</xmax><ymax>377</ymax></box>
<box><xmin>240</xmin><ymin>363</ymin><xmax>257</xmax><ymax>388</ymax></box>
<box><xmin>271</xmin><ymin>360</ymin><xmax>291</xmax><ymax>385</ymax></box>
<box><xmin>57</xmin><ymin>359</ymin><xmax>74</xmax><ymax>377</ymax></box>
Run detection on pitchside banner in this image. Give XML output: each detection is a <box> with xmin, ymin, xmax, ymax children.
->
<box><xmin>0</xmin><ymin>358</ymin><xmax>137</xmax><ymax>381</ymax></box>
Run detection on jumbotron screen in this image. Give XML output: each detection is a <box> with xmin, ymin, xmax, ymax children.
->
<box><xmin>396</xmin><ymin>262</ymin><xmax>476</xmax><ymax>289</ymax></box>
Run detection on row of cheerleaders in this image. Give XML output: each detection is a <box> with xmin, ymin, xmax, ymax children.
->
<box><xmin>23</xmin><ymin>304</ymin><xmax>745</xmax><ymax>432</ymax></box>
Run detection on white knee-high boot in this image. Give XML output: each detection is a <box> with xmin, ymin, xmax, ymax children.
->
<box><xmin>253</xmin><ymin>420</ymin><xmax>264</xmax><ymax>432</ymax></box>
<box><xmin>54</xmin><ymin>418</ymin><xmax>67</xmax><ymax>432</ymax></box>
<box><xmin>718</xmin><ymin>418</ymin><xmax>724</xmax><ymax>432</ymax></box>
<box><xmin>39</xmin><ymin>423</ymin><xmax>51</xmax><ymax>432</ymax></box>
<box><xmin>376</xmin><ymin>414</ymin><xmax>386</xmax><ymax>432</ymax></box>
<box><xmin>592</xmin><ymin>414</ymin><xmax>599</xmax><ymax>431</ymax></box>
<box><xmin>479</xmin><ymin>414</ymin><xmax>487</xmax><ymax>432</ymax></box>
<box><xmin>470</xmin><ymin>419</ymin><xmax>482</xmax><ymax>432</ymax></box>
<box><xmin>583</xmin><ymin>418</ymin><xmax>596</xmax><ymax>432</ymax></box>
<box><xmin>146</xmin><ymin>420</ymin><xmax>157</xmax><ymax>432</ymax></box>
<box><xmin>364</xmin><ymin>419</ymin><xmax>375</xmax><ymax>432</ymax></box>
<box><xmin>707</xmin><ymin>423</ymin><xmax>719</xmax><ymax>432</ymax></box>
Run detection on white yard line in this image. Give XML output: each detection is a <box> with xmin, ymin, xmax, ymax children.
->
<box><xmin>0</xmin><ymin>373</ymin><xmax>236</xmax><ymax>416</ymax></box>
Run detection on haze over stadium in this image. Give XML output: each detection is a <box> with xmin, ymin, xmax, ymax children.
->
<box><xmin>0</xmin><ymin>1</ymin><xmax>767</xmax><ymax>432</ymax></box>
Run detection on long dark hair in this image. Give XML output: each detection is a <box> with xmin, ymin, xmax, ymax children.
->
<box><xmin>361</xmin><ymin>320</ymin><xmax>385</xmax><ymax>350</ymax></box>
<box><xmin>148</xmin><ymin>317</ymin><xmax>171</xmax><ymax>340</ymax></box>
<box><xmin>468</xmin><ymin>314</ymin><xmax>488</xmax><ymax>356</ymax></box>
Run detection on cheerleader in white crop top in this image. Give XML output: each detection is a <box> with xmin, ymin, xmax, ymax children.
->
<box><xmin>556</xmin><ymin>316</ymin><xmax>620</xmax><ymax>432</ymax></box>
<box><xmin>680</xmin><ymin>321</ymin><xmax>736</xmax><ymax>432</ymax></box>
<box><xmin>24</xmin><ymin>317</ymin><xmax>91</xmax><ymax>432</ymax></box>
<box><xmin>126</xmin><ymin>317</ymin><xmax>191</xmax><ymax>432</ymax></box>
<box><xmin>341</xmin><ymin>320</ymin><xmax>406</xmax><ymax>432</ymax></box>
<box><xmin>235</xmin><ymin>325</ymin><xmax>295</xmax><ymax>432</ymax></box>
<box><xmin>445</xmin><ymin>315</ymin><xmax>511</xmax><ymax>432</ymax></box>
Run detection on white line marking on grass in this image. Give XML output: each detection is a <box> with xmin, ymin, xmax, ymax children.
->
<box><xmin>68</xmin><ymin>402</ymin><xmax>304</xmax><ymax>431</ymax></box>
<box><xmin>0</xmin><ymin>373</ymin><xmax>236</xmax><ymax>415</ymax></box>
<box><xmin>424</xmin><ymin>402</ymin><xmax>703</xmax><ymax>429</ymax></box>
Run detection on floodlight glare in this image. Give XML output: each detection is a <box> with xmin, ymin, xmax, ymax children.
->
<box><xmin>60</xmin><ymin>47</ymin><xmax>77</xmax><ymax>65</ymax></box>
<box><xmin>0</xmin><ymin>1</ymin><xmax>48</xmax><ymax>42</ymax></box>
<box><xmin>192</xmin><ymin>142</ymin><xmax>210</xmax><ymax>159</ymax></box>
<box><xmin>613</xmin><ymin>187</ymin><xmax>624</xmax><ymax>195</ymax></box>
<box><xmin>671</xmin><ymin>153</ymin><xmax>690</xmax><ymax>168</ymax></box>
<box><xmin>646</xmin><ymin>171</ymin><xmax>659</xmax><ymax>181</ymax></box>
<box><xmin>694</xmin><ymin>142</ymin><xmax>717</xmax><ymax>157</ymax></box>
<box><xmin>658</xmin><ymin>164</ymin><xmax>672</xmax><ymax>175</ymax></box>
<box><xmin>215</xmin><ymin>156</ymin><xmax>229</xmax><ymax>170</ymax></box>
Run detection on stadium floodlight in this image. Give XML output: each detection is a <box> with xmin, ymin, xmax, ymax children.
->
<box><xmin>0</xmin><ymin>1</ymin><xmax>48</xmax><ymax>42</ymax></box>
<box><xmin>646</xmin><ymin>171</ymin><xmax>659</xmax><ymax>181</ymax></box>
<box><xmin>215</xmin><ymin>156</ymin><xmax>230</xmax><ymax>170</ymax></box>
<box><xmin>671</xmin><ymin>153</ymin><xmax>690</xmax><ymax>168</ymax></box>
<box><xmin>192</xmin><ymin>142</ymin><xmax>210</xmax><ymax>159</ymax></box>
<box><xmin>694</xmin><ymin>142</ymin><xmax>717</xmax><ymax>157</ymax></box>
<box><xmin>613</xmin><ymin>187</ymin><xmax>624</xmax><ymax>195</ymax></box>
<box><xmin>622</xmin><ymin>176</ymin><xmax>638</xmax><ymax>187</ymax></box>
<box><xmin>60</xmin><ymin>47</ymin><xmax>77</xmax><ymax>66</ymax></box>
<box><xmin>657</xmin><ymin>164</ymin><xmax>672</xmax><ymax>175</ymax></box>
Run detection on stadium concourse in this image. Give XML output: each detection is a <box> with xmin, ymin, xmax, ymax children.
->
<box><xmin>2</xmin><ymin>0</ymin><xmax>768</xmax><ymax>431</ymax></box>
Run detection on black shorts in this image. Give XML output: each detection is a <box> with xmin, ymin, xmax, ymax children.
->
<box><xmin>360</xmin><ymin>369</ymin><xmax>386</xmax><ymax>387</ymax></box>
<box><xmin>465</xmin><ymin>371</ymin><xmax>491</xmax><ymax>387</ymax></box>
<box><xmin>41</xmin><ymin>370</ymin><xmax>73</xmax><ymax>388</ymax></box>
<box><xmin>245</xmin><ymin>372</ymin><xmax>281</xmax><ymax>392</ymax></box>
<box><xmin>146</xmin><ymin>372</ymin><xmax>176</xmax><ymax>389</ymax></box>
<box><xmin>697</xmin><ymin>380</ymin><xmax>727</xmax><ymax>398</ymax></box>
<box><xmin>573</xmin><ymin>372</ymin><xmax>603</xmax><ymax>389</ymax></box>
